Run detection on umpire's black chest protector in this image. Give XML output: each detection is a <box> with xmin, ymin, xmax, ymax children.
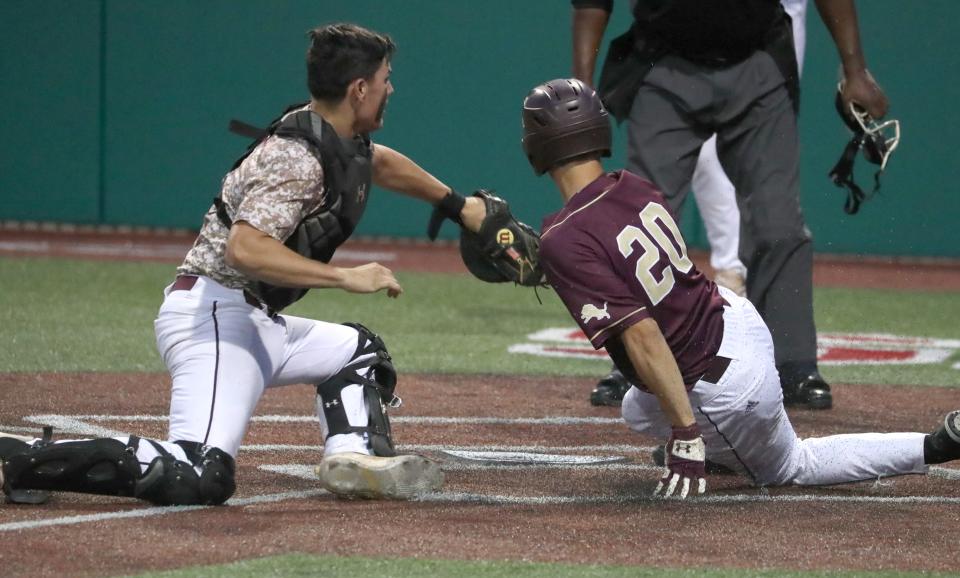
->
<box><xmin>216</xmin><ymin>104</ymin><xmax>373</xmax><ymax>313</ymax></box>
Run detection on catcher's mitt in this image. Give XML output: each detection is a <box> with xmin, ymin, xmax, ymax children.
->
<box><xmin>459</xmin><ymin>190</ymin><xmax>545</xmax><ymax>286</ymax></box>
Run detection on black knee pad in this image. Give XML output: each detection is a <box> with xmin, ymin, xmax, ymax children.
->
<box><xmin>317</xmin><ymin>322</ymin><xmax>400</xmax><ymax>457</ymax></box>
<box><xmin>2</xmin><ymin>438</ymin><xmax>141</xmax><ymax>497</ymax></box>
<box><xmin>194</xmin><ymin>445</ymin><xmax>236</xmax><ymax>505</ymax></box>
<box><xmin>135</xmin><ymin>441</ymin><xmax>236</xmax><ymax>506</ymax></box>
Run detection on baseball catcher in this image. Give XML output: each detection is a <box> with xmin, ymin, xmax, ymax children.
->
<box><xmin>427</xmin><ymin>189</ymin><xmax>545</xmax><ymax>287</ymax></box>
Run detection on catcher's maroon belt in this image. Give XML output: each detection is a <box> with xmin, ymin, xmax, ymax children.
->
<box><xmin>171</xmin><ymin>275</ymin><xmax>262</xmax><ymax>309</ymax></box>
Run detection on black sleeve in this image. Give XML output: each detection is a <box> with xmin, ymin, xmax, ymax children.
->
<box><xmin>571</xmin><ymin>0</ymin><xmax>613</xmax><ymax>12</ymax></box>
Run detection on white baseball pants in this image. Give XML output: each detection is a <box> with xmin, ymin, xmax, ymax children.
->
<box><xmin>154</xmin><ymin>275</ymin><xmax>371</xmax><ymax>459</ymax></box>
<box><xmin>622</xmin><ymin>287</ymin><xmax>927</xmax><ymax>486</ymax></box>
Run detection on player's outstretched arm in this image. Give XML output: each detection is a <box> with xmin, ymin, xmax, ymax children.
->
<box><xmin>621</xmin><ymin>319</ymin><xmax>707</xmax><ymax>499</ymax></box>
<box><xmin>225</xmin><ymin>222</ymin><xmax>402</xmax><ymax>297</ymax></box>
<box><xmin>371</xmin><ymin>143</ymin><xmax>486</xmax><ymax>233</ymax></box>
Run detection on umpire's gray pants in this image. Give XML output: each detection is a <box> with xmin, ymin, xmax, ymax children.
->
<box><xmin>625</xmin><ymin>49</ymin><xmax>816</xmax><ymax>369</ymax></box>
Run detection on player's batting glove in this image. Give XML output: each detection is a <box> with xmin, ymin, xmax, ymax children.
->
<box><xmin>653</xmin><ymin>423</ymin><xmax>707</xmax><ymax>499</ymax></box>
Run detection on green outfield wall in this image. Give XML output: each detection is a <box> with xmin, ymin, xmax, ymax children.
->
<box><xmin>2</xmin><ymin>0</ymin><xmax>957</xmax><ymax>257</ymax></box>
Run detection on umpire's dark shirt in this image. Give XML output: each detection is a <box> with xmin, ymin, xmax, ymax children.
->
<box><xmin>573</xmin><ymin>0</ymin><xmax>781</xmax><ymax>62</ymax></box>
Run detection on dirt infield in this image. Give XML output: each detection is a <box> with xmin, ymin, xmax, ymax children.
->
<box><xmin>2</xmin><ymin>230</ymin><xmax>960</xmax><ymax>576</ymax></box>
<box><xmin>1</xmin><ymin>372</ymin><xmax>959</xmax><ymax>577</ymax></box>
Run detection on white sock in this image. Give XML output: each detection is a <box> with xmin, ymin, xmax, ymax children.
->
<box><xmin>317</xmin><ymin>383</ymin><xmax>370</xmax><ymax>456</ymax></box>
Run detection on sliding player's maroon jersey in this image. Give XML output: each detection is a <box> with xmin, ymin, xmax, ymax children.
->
<box><xmin>539</xmin><ymin>170</ymin><xmax>726</xmax><ymax>390</ymax></box>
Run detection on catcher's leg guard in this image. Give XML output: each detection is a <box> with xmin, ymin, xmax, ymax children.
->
<box><xmin>1</xmin><ymin>433</ymin><xmax>52</xmax><ymax>504</ymax></box>
<box><xmin>2</xmin><ymin>434</ymin><xmax>141</xmax><ymax>498</ymax></box>
<box><xmin>316</xmin><ymin>322</ymin><xmax>400</xmax><ymax>457</ymax></box>
<box><xmin>134</xmin><ymin>440</ymin><xmax>236</xmax><ymax>506</ymax></box>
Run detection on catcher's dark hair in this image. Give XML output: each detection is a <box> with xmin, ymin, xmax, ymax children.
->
<box><xmin>306</xmin><ymin>23</ymin><xmax>396</xmax><ymax>102</ymax></box>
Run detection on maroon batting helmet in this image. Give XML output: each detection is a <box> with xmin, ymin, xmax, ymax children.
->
<box><xmin>521</xmin><ymin>78</ymin><xmax>611</xmax><ymax>176</ymax></box>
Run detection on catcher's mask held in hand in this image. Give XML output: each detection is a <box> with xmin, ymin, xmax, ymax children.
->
<box><xmin>828</xmin><ymin>84</ymin><xmax>901</xmax><ymax>215</ymax></box>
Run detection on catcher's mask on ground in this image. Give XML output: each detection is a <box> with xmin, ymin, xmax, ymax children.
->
<box><xmin>828</xmin><ymin>84</ymin><xmax>901</xmax><ymax>214</ymax></box>
<box><xmin>521</xmin><ymin>78</ymin><xmax>612</xmax><ymax>176</ymax></box>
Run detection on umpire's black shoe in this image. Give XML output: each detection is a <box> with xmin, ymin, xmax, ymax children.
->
<box><xmin>651</xmin><ymin>445</ymin><xmax>737</xmax><ymax>475</ymax></box>
<box><xmin>924</xmin><ymin>410</ymin><xmax>960</xmax><ymax>464</ymax></box>
<box><xmin>782</xmin><ymin>373</ymin><xmax>833</xmax><ymax>410</ymax></box>
<box><xmin>589</xmin><ymin>369</ymin><xmax>631</xmax><ymax>407</ymax></box>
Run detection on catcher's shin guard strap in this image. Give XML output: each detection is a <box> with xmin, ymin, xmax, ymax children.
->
<box><xmin>317</xmin><ymin>377</ymin><xmax>397</xmax><ymax>458</ymax></box>
<box><xmin>340</xmin><ymin>322</ymin><xmax>398</xmax><ymax>397</ymax></box>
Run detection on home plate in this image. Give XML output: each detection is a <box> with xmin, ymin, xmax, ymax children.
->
<box><xmin>439</xmin><ymin>450</ymin><xmax>625</xmax><ymax>465</ymax></box>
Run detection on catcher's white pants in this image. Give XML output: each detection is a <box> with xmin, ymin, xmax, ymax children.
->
<box><xmin>154</xmin><ymin>275</ymin><xmax>370</xmax><ymax>459</ymax></box>
<box><xmin>622</xmin><ymin>287</ymin><xmax>927</xmax><ymax>486</ymax></box>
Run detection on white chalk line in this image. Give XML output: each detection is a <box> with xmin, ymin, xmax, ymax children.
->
<box><xmin>241</xmin><ymin>443</ymin><xmax>652</xmax><ymax>454</ymax></box>
<box><xmin>0</xmin><ymin>489</ymin><xmax>328</xmax><ymax>533</ymax></box>
<box><xmin>24</xmin><ymin>414</ymin><xmax>623</xmax><ymax>425</ymax></box>
<box><xmin>4</xmin><ymin>415</ymin><xmax>958</xmax><ymax>533</ymax></box>
<box><xmin>3</xmin><ymin>465</ymin><xmax>956</xmax><ymax>535</ymax></box>
<box><xmin>262</xmin><ymin>464</ymin><xmax>960</xmax><ymax>506</ymax></box>
<box><xmin>16</xmin><ymin>414</ymin><xmax>625</xmax><ymax>439</ymax></box>
<box><xmin>418</xmin><ymin>492</ymin><xmax>960</xmax><ymax>506</ymax></box>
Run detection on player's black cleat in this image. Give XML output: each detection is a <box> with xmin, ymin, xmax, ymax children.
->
<box><xmin>782</xmin><ymin>373</ymin><xmax>833</xmax><ymax>410</ymax></box>
<box><xmin>651</xmin><ymin>445</ymin><xmax>737</xmax><ymax>475</ymax></box>
<box><xmin>589</xmin><ymin>369</ymin><xmax>632</xmax><ymax>407</ymax></box>
<box><xmin>924</xmin><ymin>410</ymin><xmax>960</xmax><ymax>464</ymax></box>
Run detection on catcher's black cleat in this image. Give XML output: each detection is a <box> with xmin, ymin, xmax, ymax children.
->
<box><xmin>651</xmin><ymin>445</ymin><xmax>737</xmax><ymax>475</ymax></box>
<box><xmin>782</xmin><ymin>373</ymin><xmax>833</xmax><ymax>410</ymax></box>
<box><xmin>590</xmin><ymin>369</ymin><xmax>631</xmax><ymax>407</ymax></box>
<box><xmin>924</xmin><ymin>410</ymin><xmax>960</xmax><ymax>464</ymax></box>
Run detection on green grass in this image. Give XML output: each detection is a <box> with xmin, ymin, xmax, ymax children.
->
<box><xmin>1</xmin><ymin>257</ymin><xmax>958</xmax><ymax>387</ymax></box>
<box><xmin>130</xmin><ymin>553</ymin><xmax>960</xmax><ymax>578</ymax></box>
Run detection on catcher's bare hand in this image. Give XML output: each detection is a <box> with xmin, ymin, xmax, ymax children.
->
<box><xmin>340</xmin><ymin>263</ymin><xmax>402</xmax><ymax>298</ymax></box>
<box><xmin>653</xmin><ymin>424</ymin><xmax>707</xmax><ymax>499</ymax></box>
<box><xmin>459</xmin><ymin>195</ymin><xmax>487</xmax><ymax>233</ymax></box>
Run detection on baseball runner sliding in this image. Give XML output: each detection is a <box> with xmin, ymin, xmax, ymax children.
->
<box><xmin>521</xmin><ymin>78</ymin><xmax>960</xmax><ymax>498</ymax></box>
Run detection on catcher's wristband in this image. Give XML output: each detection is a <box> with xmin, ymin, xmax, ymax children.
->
<box><xmin>427</xmin><ymin>189</ymin><xmax>466</xmax><ymax>240</ymax></box>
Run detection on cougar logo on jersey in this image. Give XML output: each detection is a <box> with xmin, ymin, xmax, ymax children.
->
<box><xmin>580</xmin><ymin>302</ymin><xmax>610</xmax><ymax>324</ymax></box>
